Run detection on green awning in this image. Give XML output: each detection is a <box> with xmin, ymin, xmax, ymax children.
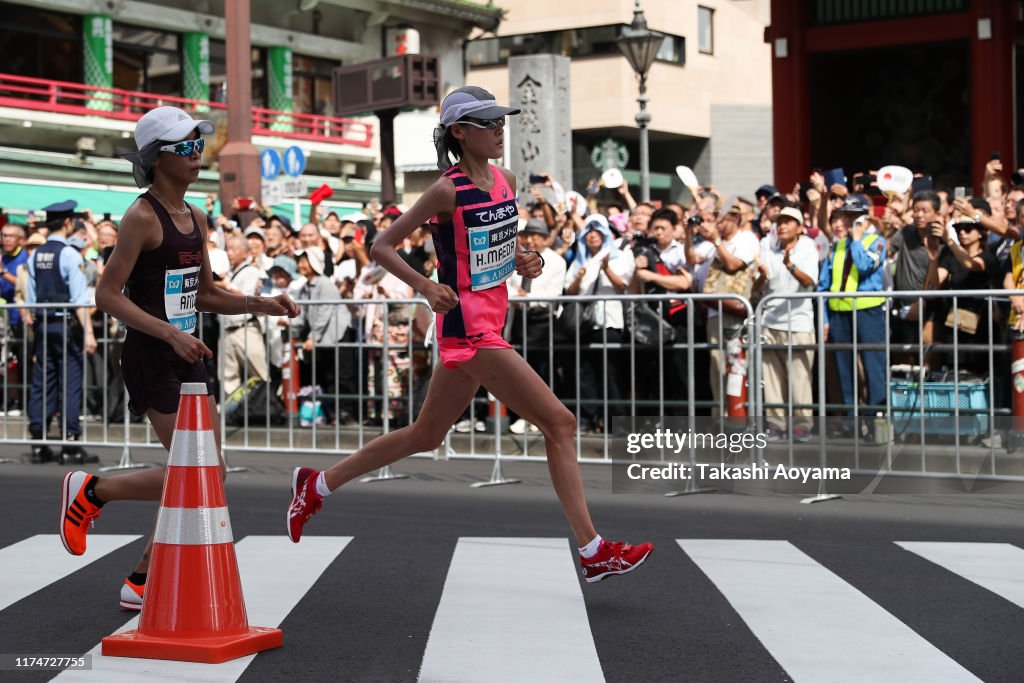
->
<box><xmin>0</xmin><ymin>179</ymin><xmax>361</xmax><ymax>226</ymax></box>
<box><xmin>0</xmin><ymin>181</ymin><xmax>147</xmax><ymax>223</ymax></box>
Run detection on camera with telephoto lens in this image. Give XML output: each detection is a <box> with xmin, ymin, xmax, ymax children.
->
<box><xmin>631</xmin><ymin>231</ymin><xmax>660</xmax><ymax>264</ymax></box>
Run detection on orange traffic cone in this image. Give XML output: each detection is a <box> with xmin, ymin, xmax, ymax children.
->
<box><xmin>102</xmin><ymin>383</ymin><xmax>282</xmax><ymax>663</ymax></box>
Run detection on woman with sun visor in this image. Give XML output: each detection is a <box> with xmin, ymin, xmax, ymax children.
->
<box><xmin>286</xmin><ymin>86</ymin><xmax>654</xmax><ymax>583</ymax></box>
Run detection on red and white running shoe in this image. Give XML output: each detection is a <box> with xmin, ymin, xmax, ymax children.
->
<box><xmin>120</xmin><ymin>577</ymin><xmax>145</xmax><ymax>611</ymax></box>
<box><xmin>580</xmin><ymin>539</ymin><xmax>654</xmax><ymax>583</ymax></box>
<box><xmin>287</xmin><ymin>467</ymin><xmax>323</xmax><ymax>543</ymax></box>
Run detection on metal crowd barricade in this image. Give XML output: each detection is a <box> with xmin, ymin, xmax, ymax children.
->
<box><xmin>0</xmin><ymin>294</ymin><xmax>758</xmax><ymax>472</ymax></box>
<box><xmin>0</xmin><ymin>302</ymin><xmax>163</xmax><ymax>462</ymax></box>
<box><xmin>751</xmin><ymin>289</ymin><xmax>1022</xmax><ymax>496</ymax></box>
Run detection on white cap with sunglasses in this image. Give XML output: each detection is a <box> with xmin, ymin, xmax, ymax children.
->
<box><xmin>134</xmin><ymin>106</ymin><xmax>214</xmax><ymax>150</ymax></box>
<box><xmin>117</xmin><ymin>106</ymin><xmax>214</xmax><ymax>187</ymax></box>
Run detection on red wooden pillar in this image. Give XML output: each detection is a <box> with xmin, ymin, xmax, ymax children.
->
<box><xmin>769</xmin><ymin>0</ymin><xmax>811</xmax><ymax>191</ymax></box>
<box><xmin>970</xmin><ymin>0</ymin><xmax>1015</xmax><ymax>191</ymax></box>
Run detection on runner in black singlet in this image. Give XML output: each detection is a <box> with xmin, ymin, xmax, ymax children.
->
<box><xmin>55</xmin><ymin>107</ymin><xmax>299</xmax><ymax>610</ymax></box>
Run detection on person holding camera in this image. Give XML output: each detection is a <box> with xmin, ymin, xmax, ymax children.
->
<box><xmin>924</xmin><ymin>212</ymin><xmax>997</xmax><ymax>377</ymax></box>
<box><xmin>629</xmin><ymin>208</ymin><xmax>693</xmax><ymax>415</ymax></box>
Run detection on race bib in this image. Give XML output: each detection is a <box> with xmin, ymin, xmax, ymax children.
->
<box><xmin>164</xmin><ymin>266</ymin><xmax>199</xmax><ymax>333</ymax></box>
<box><xmin>466</xmin><ymin>215</ymin><xmax>518</xmax><ymax>291</ymax></box>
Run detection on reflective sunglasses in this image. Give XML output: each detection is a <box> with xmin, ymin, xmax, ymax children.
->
<box><xmin>158</xmin><ymin>138</ymin><xmax>205</xmax><ymax>156</ymax></box>
<box><xmin>456</xmin><ymin>117</ymin><xmax>505</xmax><ymax>130</ymax></box>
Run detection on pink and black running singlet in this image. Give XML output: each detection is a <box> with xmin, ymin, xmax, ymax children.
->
<box><xmin>431</xmin><ymin>164</ymin><xmax>518</xmax><ymax>368</ymax></box>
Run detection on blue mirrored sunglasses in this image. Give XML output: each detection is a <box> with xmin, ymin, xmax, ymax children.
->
<box><xmin>456</xmin><ymin>117</ymin><xmax>505</xmax><ymax>130</ymax></box>
<box><xmin>158</xmin><ymin>138</ymin><xmax>205</xmax><ymax>156</ymax></box>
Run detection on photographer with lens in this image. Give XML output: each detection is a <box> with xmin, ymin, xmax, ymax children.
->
<box><xmin>629</xmin><ymin>208</ymin><xmax>693</xmax><ymax>415</ymax></box>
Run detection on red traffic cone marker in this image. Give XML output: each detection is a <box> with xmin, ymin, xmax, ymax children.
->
<box><xmin>102</xmin><ymin>383</ymin><xmax>282</xmax><ymax>663</ymax></box>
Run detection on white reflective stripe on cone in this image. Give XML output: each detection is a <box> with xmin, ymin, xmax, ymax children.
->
<box><xmin>153</xmin><ymin>506</ymin><xmax>234</xmax><ymax>545</ymax></box>
<box><xmin>167</xmin><ymin>429</ymin><xmax>220</xmax><ymax>467</ymax></box>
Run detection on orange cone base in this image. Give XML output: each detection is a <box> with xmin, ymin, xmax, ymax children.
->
<box><xmin>101</xmin><ymin>626</ymin><xmax>282</xmax><ymax>664</ymax></box>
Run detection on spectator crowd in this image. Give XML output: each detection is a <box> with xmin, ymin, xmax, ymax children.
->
<box><xmin>2</xmin><ymin>154</ymin><xmax>1022</xmax><ymax>442</ymax></box>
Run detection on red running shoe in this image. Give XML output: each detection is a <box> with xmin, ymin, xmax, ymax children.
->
<box><xmin>287</xmin><ymin>467</ymin><xmax>323</xmax><ymax>543</ymax></box>
<box><xmin>580</xmin><ymin>539</ymin><xmax>654</xmax><ymax>583</ymax></box>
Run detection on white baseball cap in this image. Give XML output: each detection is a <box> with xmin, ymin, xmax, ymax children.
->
<box><xmin>295</xmin><ymin>247</ymin><xmax>325</xmax><ymax>276</ymax></box>
<box><xmin>134</xmin><ymin>106</ymin><xmax>214</xmax><ymax>150</ymax></box>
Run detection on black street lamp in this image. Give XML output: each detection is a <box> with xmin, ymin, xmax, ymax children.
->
<box><xmin>616</xmin><ymin>1</ymin><xmax>664</xmax><ymax>202</ymax></box>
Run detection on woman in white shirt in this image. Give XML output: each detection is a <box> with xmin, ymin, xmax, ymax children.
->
<box><xmin>563</xmin><ymin>215</ymin><xmax>634</xmax><ymax>432</ymax></box>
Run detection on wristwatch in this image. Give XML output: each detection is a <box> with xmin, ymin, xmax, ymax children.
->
<box><xmin>786</xmin><ymin>262</ymin><xmax>796</xmax><ymax>272</ymax></box>
<box><xmin>974</xmin><ymin>212</ymin><xmax>982</xmax><ymax>222</ymax></box>
<box><xmin>713</xmin><ymin>238</ymin><xmax>723</xmax><ymax>247</ymax></box>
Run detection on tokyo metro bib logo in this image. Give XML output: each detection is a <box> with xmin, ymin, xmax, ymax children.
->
<box><xmin>165</xmin><ymin>266</ymin><xmax>199</xmax><ymax>333</ymax></box>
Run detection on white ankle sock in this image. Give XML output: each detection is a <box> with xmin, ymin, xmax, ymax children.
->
<box><xmin>315</xmin><ymin>471</ymin><xmax>332</xmax><ymax>498</ymax></box>
<box><xmin>579</xmin><ymin>535</ymin><xmax>603</xmax><ymax>558</ymax></box>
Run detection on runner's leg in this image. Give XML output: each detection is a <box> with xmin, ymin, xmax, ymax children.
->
<box><xmin>459</xmin><ymin>348</ymin><xmax>597</xmax><ymax>546</ymax></box>
<box><xmin>97</xmin><ymin>396</ymin><xmax>223</xmax><ymax>573</ymax></box>
<box><xmin>322</xmin><ymin>363</ymin><xmax>480</xmax><ymax>490</ymax></box>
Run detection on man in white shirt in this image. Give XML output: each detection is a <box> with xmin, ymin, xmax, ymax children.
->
<box><xmin>221</xmin><ymin>236</ymin><xmax>269</xmax><ymax>394</ymax></box>
<box><xmin>754</xmin><ymin>206</ymin><xmax>818</xmax><ymax>440</ymax></box>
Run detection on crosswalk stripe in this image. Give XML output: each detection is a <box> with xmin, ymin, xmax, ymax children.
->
<box><xmin>0</xmin><ymin>535</ymin><xmax>141</xmax><ymax>612</ymax></box>
<box><xmin>54</xmin><ymin>535</ymin><xmax>352</xmax><ymax>682</ymax></box>
<box><xmin>418</xmin><ymin>537</ymin><xmax>602</xmax><ymax>683</ymax></box>
<box><xmin>896</xmin><ymin>542</ymin><xmax>1024</xmax><ymax>610</ymax></box>
<box><xmin>678</xmin><ymin>539</ymin><xmax>981</xmax><ymax>683</ymax></box>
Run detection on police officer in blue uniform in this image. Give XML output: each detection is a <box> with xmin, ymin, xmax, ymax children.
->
<box><xmin>27</xmin><ymin>201</ymin><xmax>97</xmax><ymax>464</ymax></box>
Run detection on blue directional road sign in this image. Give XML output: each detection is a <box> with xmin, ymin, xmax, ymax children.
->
<box><xmin>283</xmin><ymin>146</ymin><xmax>307</xmax><ymax>177</ymax></box>
<box><xmin>260</xmin><ymin>149</ymin><xmax>282</xmax><ymax>180</ymax></box>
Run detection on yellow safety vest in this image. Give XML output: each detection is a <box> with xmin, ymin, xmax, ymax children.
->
<box><xmin>828</xmin><ymin>234</ymin><xmax>886</xmax><ymax>311</ymax></box>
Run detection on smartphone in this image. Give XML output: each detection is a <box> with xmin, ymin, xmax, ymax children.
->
<box><xmin>991</xmin><ymin>152</ymin><xmax>1001</xmax><ymax>161</ymax></box>
<box><xmin>954</xmin><ymin>186</ymin><xmax>966</xmax><ymax>200</ymax></box>
<box><xmin>237</xmin><ymin>198</ymin><xmax>253</xmax><ymax>210</ymax></box>
<box><xmin>528</xmin><ymin>173</ymin><xmax>548</xmax><ymax>185</ymax></box>
<box><xmin>103</xmin><ymin>212</ymin><xmax>111</xmax><ymax>222</ymax></box>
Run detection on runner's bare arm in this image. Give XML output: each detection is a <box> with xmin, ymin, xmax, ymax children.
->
<box><xmin>370</xmin><ymin>177</ymin><xmax>458</xmax><ymax>313</ymax></box>
<box><xmin>95</xmin><ymin>200</ymin><xmax>183</xmax><ymax>341</ymax></box>
<box><xmin>194</xmin><ymin>209</ymin><xmax>298</xmax><ymax>318</ymax></box>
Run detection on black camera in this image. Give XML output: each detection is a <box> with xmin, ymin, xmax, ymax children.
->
<box><xmin>686</xmin><ymin>215</ymin><xmax>703</xmax><ymax>228</ymax></box>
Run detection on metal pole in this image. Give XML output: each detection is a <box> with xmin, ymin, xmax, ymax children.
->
<box><xmin>637</xmin><ymin>76</ymin><xmax>651</xmax><ymax>203</ymax></box>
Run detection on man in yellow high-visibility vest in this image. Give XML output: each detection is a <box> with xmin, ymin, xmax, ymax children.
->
<box><xmin>818</xmin><ymin>196</ymin><xmax>889</xmax><ymax>437</ymax></box>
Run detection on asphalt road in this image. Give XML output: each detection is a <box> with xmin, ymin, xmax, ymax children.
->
<box><xmin>2</xmin><ymin>445</ymin><xmax>1024</xmax><ymax>682</ymax></box>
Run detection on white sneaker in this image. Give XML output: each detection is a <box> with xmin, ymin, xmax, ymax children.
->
<box><xmin>0</xmin><ymin>408</ymin><xmax>20</xmax><ymax>417</ymax></box>
<box><xmin>509</xmin><ymin>418</ymin><xmax>529</xmax><ymax>435</ymax></box>
<box><xmin>119</xmin><ymin>578</ymin><xmax>144</xmax><ymax>611</ymax></box>
<box><xmin>454</xmin><ymin>419</ymin><xmax>485</xmax><ymax>433</ymax></box>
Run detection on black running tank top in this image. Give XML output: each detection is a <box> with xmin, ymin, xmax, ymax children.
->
<box><xmin>124</xmin><ymin>193</ymin><xmax>204</xmax><ymax>347</ymax></box>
